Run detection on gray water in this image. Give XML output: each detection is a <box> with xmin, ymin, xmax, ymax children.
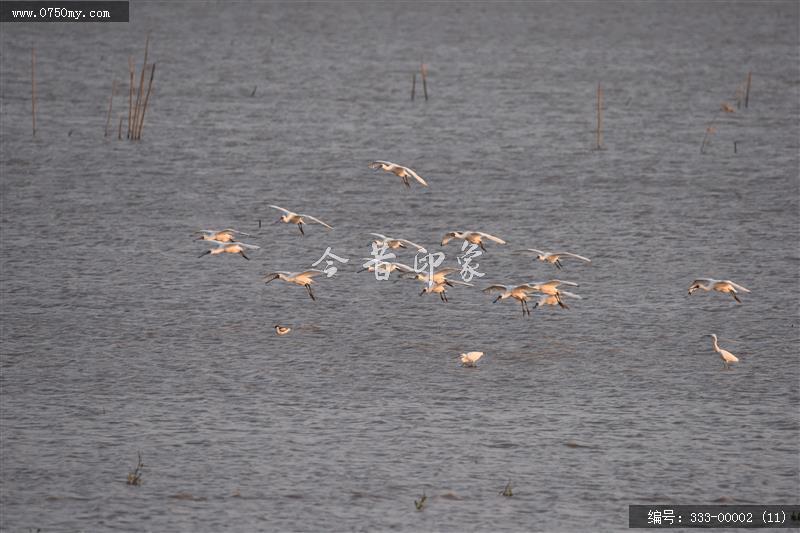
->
<box><xmin>1</xmin><ymin>2</ymin><xmax>798</xmax><ymax>532</ymax></box>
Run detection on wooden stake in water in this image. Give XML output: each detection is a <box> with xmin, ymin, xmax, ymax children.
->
<box><xmin>595</xmin><ymin>82</ymin><xmax>603</xmax><ymax>150</ymax></box>
<box><xmin>104</xmin><ymin>80</ymin><xmax>116</xmax><ymax>137</ymax></box>
<box><xmin>135</xmin><ymin>63</ymin><xmax>155</xmax><ymax>140</ymax></box>
<box><xmin>31</xmin><ymin>48</ymin><xmax>36</xmax><ymax>137</ymax></box>
<box><xmin>118</xmin><ymin>115</ymin><xmax>123</xmax><ymax>140</ymax></box>
<box><xmin>421</xmin><ymin>62</ymin><xmax>428</xmax><ymax>101</ymax></box>
<box><xmin>744</xmin><ymin>71</ymin><xmax>751</xmax><ymax>108</ymax></box>
<box><xmin>411</xmin><ymin>72</ymin><xmax>416</xmax><ymax>101</ymax></box>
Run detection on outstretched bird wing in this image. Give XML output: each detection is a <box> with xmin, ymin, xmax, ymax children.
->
<box><xmin>555</xmin><ymin>252</ymin><xmax>591</xmax><ymax>262</ymax></box>
<box><xmin>482</xmin><ymin>284</ymin><xmax>510</xmax><ymax>293</ymax></box>
<box><xmin>398</xmin><ymin>238</ymin><xmax>426</xmax><ymax>250</ymax></box>
<box><xmin>302</xmin><ymin>214</ymin><xmax>333</xmax><ymax>229</ymax></box>
<box><xmin>475</xmin><ymin>232</ymin><xmax>507</xmax><ymax>244</ymax></box>
<box><xmin>723</xmin><ymin>280</ymin><xmax>751</xmax><ymax>293</ymax></box>
<box><xmin>231</xmin><ymin>242</ymin><xmax>261</xmax><ymax>250</ymax></box>
<box><xmin>402</xmin><ymin>166</ymin><xmax>428</xmax><ymax>186</ymax></box>
<box><xmin>269</xmin><ymin>205</ymin><xmax>294</xmax><ymax>215</ymax></box>
<box><xmin>221</xmin><ymin>228</ymin><xmax>251</xmax><ymax>236</ymax></box>
<box><xmin>296</xmin><ymin>269</ymin><xmax>326</xmax><ymax>279</ymax></box>
<box><xmin>539</xmin><ymin>279</ymin><xmax>579</xmax><ymax>288</ymax></box>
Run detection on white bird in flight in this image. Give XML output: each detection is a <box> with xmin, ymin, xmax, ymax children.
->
<box><xmin>269</xmin><ymin>205</ymin><xmax>333</xmax><ymax>236</ymax></box>
<box><xmin>532</xmin><ymin>291</ymin><xmax>582</xmax><ymax>310</ymax></box>
<box><xmin>482</xmin><ymin>283</ymin><xmax>540</xmax><ymax>316</ymax></box>
<box><xmin>357</xmin><ymin>260</ymin><xmax>416</xmax><ymax>275</ymax></box>
<box><xmin>688</xmin><ymin>278</ymin><xmax>750</xmax><ymax>304</ymax></box>
<box><xmin>198</xmin><ymin>241</ymin><xmax>260</xmax><ymax>260</ymax></box>
<box><xmin>368</xmin><ymin>161</ymin><xmax>428</xmax><ymax>188</ymax></box>
<box><xmin>403</xmin><ymin>266</ymin><xmax>460</xmax><ymax>285</ymax></box>
<box><xmin>195</xmin><ymin>228</ymin><xmax>251</xmax><ymax>243</ymax></box>
<box><xmin>419</xmin><ymin>279</ymin><xmax>472</xmax><ymax>302</ymax></box>
<box><xmin>525</xmin><ymin>279</ymin><xmax>580</xmax><ymax>302</ymax></box>
<box><xmin>527</xmin><ymin>249</ymin><xmax>591</xmax><ymax>270</ymax></box>
<box><xmin>419</xmin><ymin>281</ymin><xmax>451</xmax><ymax>302</ymax></box>
<box><xmin>369</xmin><ymin>233</ymin><xmax>426</xmax><ymax>251</ymax></box>
<box><xmin>709</xmin><ymin>334</ymin><xmax>739</xmax><ymax>369</ymax></box>
<box><xmin>441</xmin><ymin>231</ymin><xmax>507</xmax><ymax>251</ymax></box>
<box><xmin>263</xmin><ymin>270</ymin><xmax>326</xmax><ymax>300</ymax></box>
<box><xmin>460</xmin><ymin>351</ymin><xmax>484</xmax><ymax>368</ymax></box>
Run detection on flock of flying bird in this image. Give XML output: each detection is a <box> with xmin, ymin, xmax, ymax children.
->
<box><xmin>194</xmin><ymin>161</ymin><xmax>750</xmax><ymax>369</ymax></box>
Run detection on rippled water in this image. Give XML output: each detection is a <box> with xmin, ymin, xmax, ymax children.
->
<box><xmin>1</xmin><ymin>2</ymin><xmax>798</xmax><ymax>531</ymax></box>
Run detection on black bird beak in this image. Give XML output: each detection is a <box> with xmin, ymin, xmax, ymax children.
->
<box><xmin>198</xmin><ymin>250</ymin><xmax>211</xmax><ymax>258</ymax></box>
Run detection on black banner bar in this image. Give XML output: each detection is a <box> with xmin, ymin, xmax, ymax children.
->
<box><xmin>0</xmin><ymin>1</ymin><xmax>129</xmax><ymax>22</ymax></box>
<box><xmin>630</xmin><ymin>505</ymin><xmax>800</xmax><ymax>528</ymax></box>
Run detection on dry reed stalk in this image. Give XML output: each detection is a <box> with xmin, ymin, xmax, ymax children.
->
<box><xmin>131</xmin><ymin>33</ymin><xmax>150</xmax><ymax>140</ymax></box>
<box><xmin>595</xmin><ymin>82</ymin><xmax>603</xmax><ymax>150</ymax></box>
<box><xmin>104</xmin><ymin>80</ymin><xmax>116</xmax><ymax>137</ymax></box>
<box><xmin>31</xmin><ymin>48</ymin><xmax>36</xmax><ymax>137</ymax></box>
<box><xmin>135</xmin><ymin>63</ymin><xmax>155</xmax><ymax>140</ymax></box>
<box><xmin>744</xmin><ymin>71</ymin><xmax>751</xmax><ymax>108</ymax></box>
<box><xmin>411</xmin><ymin>72</ymin><xmax>416</xmax><ymax>101</ymax></box>
<box><xmin>127</xmin><ymin>56</ymin><xmax>134</xmax><ymax>138</ymax></box>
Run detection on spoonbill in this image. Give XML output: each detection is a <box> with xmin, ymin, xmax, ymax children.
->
<box><xmin>709</xmin><ymin>334</ymin><xmax>739</xmax><ymax>369</ymax></box>
<box><xmin>688</xmin><ymin>278</ymin><xmax>750</xmax><ymax>304</ymax></box>
<box><xmin>369</xmin><ymin>233</ymin><xmax>425</xmax><ymax>251</ymax></box>
<box><xmin>198</xmin><ymin>241</ymin><xmax>260</xmax><ymax>260</ymax></box>
<box><xmin>357</xmin><ymin>260</ymin><xmax>416</xmax><ymax>275</ymax></box>
<box><xmin>263</xmin><ymin>270</ymin><xmax>325</xmax><ymax>300</ymax></box>
<box><xmin>441</xmin><ymin>231</ymin><xmax>507</xmax><ymax>251</ymax></box>
<box><xmin>418</xmin><ymin>279</ymin><xmax>472</xmax><ymax>302</ymax></box>
<box><xmin>482</xmin><ymin>284</ymin><xmax>540</xmax><ymax>316</ymax></box>
<box><xmin>368</xmin><ymin>161</ymin><xmax>428</xmax><ymax>188</ymax></box>
<box><xmin>195</xmin><ymin>228</ymin><xmax>251</xmax><ymax>243</ymax></box>
<box><xmin>532</xmin><ymin>291</ymin><xmax>582</xmax><ymax>310</ymax></box>
<box><xmin>269</xmin><ymin>205</ymin><xmax>333</xmax><ymax>236</ymax></box>
<box><xmin>403</xmin><ymin>266</ymin><xmax>460</xmax><ymax>285</ymax></box>
<box><xmin>527</xmin><ymin>249</ymin><xmax>591</xmax><ymax>270</ymax></box>
<box><xmin>526</xmin><ymin>280</ymin><xmax>579</xmax><ymax>302</ymax></box>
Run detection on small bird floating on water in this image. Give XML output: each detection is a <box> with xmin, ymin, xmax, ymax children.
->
<box><xmin>460</xmin><ymin>351</ymin><xmax>484</xmax><ymax>367</ymax></box>
<box><xmin>274</xmin><ymin>325</ymin><xmax>292</xmax><ymax>336</ymax></box>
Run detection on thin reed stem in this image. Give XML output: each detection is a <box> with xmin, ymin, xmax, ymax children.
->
<box><xmin>136</xmin><ymin>63</ymin><xmax>155</xmax><ymax>140</ymax></box>
<box><xmin>105</xmin><ymin>80</ymin><xmax>116</xmax><ymax>137</ymax></box>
